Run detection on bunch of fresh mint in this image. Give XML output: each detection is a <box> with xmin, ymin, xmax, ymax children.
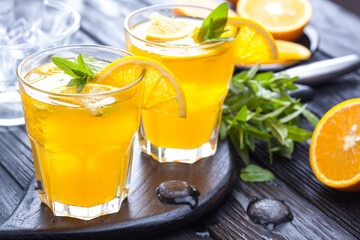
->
<box><xmin>221</xmin><ymin>64</ymin><xmax>319</xmax><ymax>182</ymax></box>
<box><xmin>196</xmin><ymin>2</ymin><xmax>233</xmax><ymax>44</ymax></box>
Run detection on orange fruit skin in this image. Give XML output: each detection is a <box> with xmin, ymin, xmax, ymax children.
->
<box><xmin>310</xmin><ymin>99</ymin><xmax>360</xmax><ymax>192</ymax></box>
<box><xmin>271</xmin><ymin>26</ymin><xmax>305</xmax><ymax>42</ymax></box>
<box><xmin>228</xmin><ymin>17</ymin><xmax>279</xmax><ymax>64</ymax></box>
<box><xmin>227</xmin><ymin>0</ymin><xmax>238</xmax><ymax>5</ymax></box>
<box><xmin>259</xmin><ymin>40</ymin><xmax>311</xmax><ymax>64</ymax></box>
<box><xmin>236</xmin><ymin>0</ymin><xmax>312</xmax><ymax>41</ymax></box>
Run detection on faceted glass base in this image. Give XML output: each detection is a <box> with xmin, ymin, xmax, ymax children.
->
<box><xmin>52</xmin><ymin>198</ymin><xmax>123</xmax><ymax>220</ymax></box>
<box><xmin>39</xmin><ymin>190</ymin><xmax>128</xmax><ymax>221</ymax></box>
<box><xmin>139</xmin><ymin>138</ymin><xmax>217</xmax><ymax>164</ymax></box>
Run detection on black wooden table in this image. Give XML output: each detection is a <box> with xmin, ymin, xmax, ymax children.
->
<box><xmin>1</xmin><ymin>0</ymin><xmax>360</xmax><ymax>239</ymax></box>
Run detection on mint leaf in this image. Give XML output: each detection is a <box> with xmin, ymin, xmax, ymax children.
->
<box><xmin>81</xmin><ymin>56</ymin><xmax>108</xmax><ymax>75</ymax></box>
<box><xmin>77</xmin><ymin>53</ymin><xmax>86</xmax><ymax>71</ymax></box>
<box><xmin>76</xmin><ymin>79</ymin><xmax>87</xmax><ymax>94</ymax></box>
<box><xmin>245</xmin><ymin>124</ymin><xmax>271</xmax><ymax>140</ymax></box>
<box><xmin>270</xmin><ymin>121</ymin><xmax>288</xmax><ymax>145</ymax></box>
<box><xmin>220</xmin><ymin>119</ymin><xmax>228</xmax><ymax>140</ymax></box>
<box><xmin>247</xmin><ymin>63</ymin><xmax>260</xmax><ymax>79</ymax></box>
<box><xmin>280</xmin><ymin>104</ymin><xmax>307</xmax><ymax>123</ymax></box>
<box><xmin>51</xmin><ymin>57</ymin><xmax>84</xmax><ymax>78</ymax></box>
<box><xmin>285</xmin><ymin>125</ymin><xmax>312</xmax><ymax>142</ymax></box>
<box><xmin>66</xmin><ymin>78</ymin><xmax>83</xmax><ymax>87</ymax></box>
<box><xmin>233</xmin><ymin>105</ymin><xmax>248</xmax><ymax>123</ymax></box>
<box><xmin>51</xmin><ymin>54</ymin><xmax>104</xmax><ymax>94</ymax></box>
<box><xmin>256</xmin><ymin>104</ymin><xmax>291</xmax><ymax>121</ymax></box>
<box><xmin>200</xmin><ymin>37</ymin><xmax>234</xmax><ymax>44</ymax></box>
<box><xmin>240</xmin><ymin>164</ymin><xmax>274</xmax><ymax>182</ymax></box>
<box><xmin>197</xmin><ymin>2</ymin><xmax>231</xmax><ymax>43</ymax></box>
<box><xmin>301</xmin><ymin>109</ymin><xmax>320</xmax><ymax>126</ymax></box>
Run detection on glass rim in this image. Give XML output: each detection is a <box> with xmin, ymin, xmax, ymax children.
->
<box><xmin>124</xmin><ymin>4</ymin><xmax>230</xmax><ymax>49</ymax></box>
<box><xmin>0</xmin><ymin>0</ymin><xmax>81</xmax><ymax>50</ymax></box>
<box><xmin>17</xmin><ymin>44</ymin><xmax>145</xmax><ymax>98</ymax></box>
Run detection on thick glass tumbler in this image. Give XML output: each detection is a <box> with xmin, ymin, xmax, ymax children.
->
<box><xmin>17</xmin><ymin>45</ymin><xmax>144</xmax><ymax>220</ymax></box>
<box><xmin>124</xmin><ymin>5</ymin><xmax>235</xmax><ymax>163</ymax></box>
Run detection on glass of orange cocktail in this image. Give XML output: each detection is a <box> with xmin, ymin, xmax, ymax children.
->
<box><xmin>17</xmin><ymin>45</ymin><xmax>144</xmax><ymax>220</ymax></box>
<box><xmin>124</xmin><ymin>5</ymin><xmax>235</xmax><ymax>163</ymax></box>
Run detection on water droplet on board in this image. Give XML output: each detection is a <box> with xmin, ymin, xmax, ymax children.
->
<box><xmin>247</xmin><ymin>198</ymin><xmax>293</xmax><ymax>229</ymax></box>
<box><xmin>156</xmin><ymin>180</ymin><xmax>200</xmax><ymax>209</ymax></box>
<box><xmin>195</xmin><ymin>231</ymin><xmax>211</xmax><ymax>238</ymax></box>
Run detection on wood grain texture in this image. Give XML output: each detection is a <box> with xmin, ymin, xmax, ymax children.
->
<box><xmin>0</xmin><ymin>140</ymin><xmax>236</xmax><ymax>240</ymax></box>
<box><xmin>203</xmin><ymin>176</ymin><xmax>356</xmax><ymax>240</ymax></box>
<box><xmin>0</xmin><ymin>167</ymin><xmax>23</xmax><ymax>225</ymax></box>
<box><xmin>0</xmin><ymin>126</ymin><xmax>32</xmax><ymax>224</ymax></box>
<box><xmin>0</xmin><ymin>127</ymin><xmax>33</xmax><ymax>188</ymax></box>
<box><xmin>311</xmin><ymin>0</ymin><xmax>360</xmax><ymax>57</ymax></box>
<box><xmin>330</xmin><ymin>0</ymin><xmax>360</xmax><ymax>17</ymax></box>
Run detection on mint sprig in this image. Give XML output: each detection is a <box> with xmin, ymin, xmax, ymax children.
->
<box><xmin>221</xmin><ymin>64</ymin><xmax>319</xmax><ymax>182</ymax></box>
<box><xmin>197</xmin><ymin>2</ymin><xmax>233</xmax><ymax>44</ymax></box>
<box><xmin>240</xmin><ymin>164</ymin><xmax>275</xmax><ymax>182</ymax></box>
<box><xmin>51</xmin><ymin>53</ymin><xmax>97</xmax><ymax>93</ymax></box>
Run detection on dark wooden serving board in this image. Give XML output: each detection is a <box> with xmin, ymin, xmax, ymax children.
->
<box><xmin>0</xmin><ymin>140</ymin><xmax>236</xmax><ymax>239</ymax></box>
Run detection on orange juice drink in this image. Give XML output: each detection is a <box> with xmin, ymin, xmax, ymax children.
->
<box><xmin>17</xmin><ymin>46</ymin><xmax>144</xmax><ymax>220</ymax></box>
<box><xmin>125</xmin><ymin>5</ymin><xmax>235</xmax><ymax>163</ymax></box>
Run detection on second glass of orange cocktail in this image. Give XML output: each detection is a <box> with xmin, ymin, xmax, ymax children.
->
<box><xmin>124</xmin><ymin>4</ymin><xmax>236</xmax><ymax>163</ymax></box>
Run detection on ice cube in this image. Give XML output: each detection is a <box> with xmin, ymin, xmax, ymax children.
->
<box><xmin>247</xmin><ymin>198</ymin><xmax>293</xmax><ymax>227</ymax></box>
<box><xmin>86</xmin><ymin>97</ymin><xmax>117</xmax><ymax>117</ymax></box>
<box><xmin>6</xmin><ymin>18</ymin><xmax>42</xmax><ymax>47</ymax></box>
<box><xmin>88</xmin><ymin>97</ymin><xmax>117</xmax><ymax>107</ymax></box>
<box><xmin>6</xmin><ymin>18</ymin><xmax>30</xmax><ymax>39</ymax></box>
<box><xmin>0</xmin><ymin>1</ymin><xmax>15</xmax><ymax>27</ymax></box>
<box><xmin>0</xmin><ymin>28</ymin><xmax>9</xmax><ymax>45</ymax></box>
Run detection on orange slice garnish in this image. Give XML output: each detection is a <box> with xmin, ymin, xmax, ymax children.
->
<box><xmin>95</xmin><ymin>56</ymin><xmax>187</xmax><ymax>117</ymax></box>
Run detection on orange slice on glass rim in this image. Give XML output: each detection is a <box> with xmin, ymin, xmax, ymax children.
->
<box><xmin>94</xmin><ymin>56</ymin><xmax>187</xmax><ymax>117</ymax></box>
<box><xmin>225</xmin><ymin>17</ymin><xmax>279</xmax><ymax>65</ymax></box>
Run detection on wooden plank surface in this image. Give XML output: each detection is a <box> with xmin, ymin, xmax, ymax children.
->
<box><xmin>0</xmin><ymin>0</ymin><xmax>359</xmax><ymax>239</ymax></box>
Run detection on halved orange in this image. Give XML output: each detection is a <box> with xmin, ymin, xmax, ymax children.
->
<box><xmin>94</xmin><ymin>56</ymin><xmax>187</xmax><ymax>118</ymax></box>
<box><xmin>275</xmin><ymin>40</ymin><xmax>310</xmax><ymax>60</ymax></box>
<box><xmin>237</xmin><ymin>0</ymin><xmax>312</xmax><ymax>41</ymax></box>
<box><xmin>173</xmin><ymin>0</ymin><xmax>238</xmax><ymax>18</ymax></box>
<box><xmin>260</xmin><ymin>40</ymin><xmax>311</xmax><ymax>64</ymax></box>
<box><xmin>310</xmin><ymin>99</ymin><xmax>360</xmax><ymax>192</ymax></box>
<box><xmin>227</xmin><ymin>17</ymin><xmax>279</xmax><ymax>64</ymax></box>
